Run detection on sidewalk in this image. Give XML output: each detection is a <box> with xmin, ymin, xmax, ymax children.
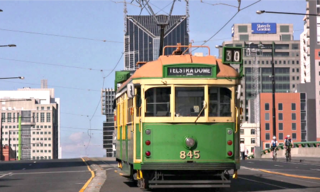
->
<box><xmin>254</xmin><ymin>157</ymin><xmax>320</xmax><ymax>164</ymax></box>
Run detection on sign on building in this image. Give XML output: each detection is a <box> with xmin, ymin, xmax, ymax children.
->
<box><xmin>251</xmin><ymin>23</ymin><xmax>276</xmax><ymax>34</ymax></box>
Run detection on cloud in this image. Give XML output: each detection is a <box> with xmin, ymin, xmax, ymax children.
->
<box><xmin>61</xmin><ymin>132</ymin><xmax>105</xmax><ymax>158</ymax></box>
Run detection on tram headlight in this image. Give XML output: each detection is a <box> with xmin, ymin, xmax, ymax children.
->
<box><xmin>185</xmin><ymin>138</ymin><xmax>195</xmax><ymax>148</ymax></box>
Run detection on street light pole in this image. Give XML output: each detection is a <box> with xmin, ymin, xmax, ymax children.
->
<box><xmin>271</xmin><ymin>42</ymin><xmax>276</xmax><ymax>138</ymax></box>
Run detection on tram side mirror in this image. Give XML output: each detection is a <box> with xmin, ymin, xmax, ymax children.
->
<box><xmin>127</xmin><ymin>83</ymin><xmax>135</xmax><ymax>98</ymax></box>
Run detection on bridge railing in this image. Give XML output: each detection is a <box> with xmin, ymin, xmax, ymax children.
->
<box><xmin>247</xmin><ymin>141</ymin><xmax>320</xmax><ymax>159</ymax></box>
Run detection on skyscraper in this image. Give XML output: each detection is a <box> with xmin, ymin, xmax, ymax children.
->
<box><xmin>298</xmin><ymin>0</ymin><xmax>320</xmax><ymax>141</ymax></box>
<box><xmin>124</xmin><ymin>15</ymin><xmax>189</xmax><ymax>71</ymax></box>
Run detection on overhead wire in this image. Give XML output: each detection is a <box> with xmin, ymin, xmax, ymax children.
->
<box><xmin>193</xmin><ymin>0</ymin><xmax>262</xmax><ymax>52</ymax></box>
<box><xmin>0</xmin><ymin>58</ymin><xmax>112</xmax><ymax>72</ymax></box>
<box><xmin>0</xmin><ymin>28</ymin><xmax>123</xmax><ymax>43</ymax></box>
<box><xmin>85</xmin><ymin>52</ymin><xmax>124</xmax><ymax>154</ymax></box>
<box><xmin>0</xmin><ymin>80</ymin><xmax>100</xmax><ymax>92</ymax></box>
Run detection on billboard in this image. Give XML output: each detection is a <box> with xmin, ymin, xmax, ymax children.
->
<box><xmin>252</xmin><ymin>23</ymin><xmax>276</xmax><ymax>34</ymax></box>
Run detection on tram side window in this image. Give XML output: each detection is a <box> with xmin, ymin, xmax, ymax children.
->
<box><xmin>136</xmin><ymin>87</ymin><xmax>141</xmax><ymax>116</ymax></box>
<box><xmin>145</xmin><ymin>87</ymin><xmax>171</xmax><ymax>117</ymax></box>
<box><xmin>175</xmin><ymin>87</ymin><xmax>204</xmax><ymax>117</ymax></box>
<box><xmin>127</xmin><ymin>98</ymin><xmax>133</xmax><ymax>123</ymax></box>
<box><xmin>209</xmin><ymin>87</ymin><xmax>232</xmax><ymax>117</ymax></box>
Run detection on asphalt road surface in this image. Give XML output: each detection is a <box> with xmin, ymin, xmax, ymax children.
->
<box><xmin>0</xmin><ymin>158</ymin><xmax>91</xmax><ymax>192</ymax></box>
<box><xmin>1</xmin><ymin>158</ymin><xmax>320</xmax><ymax>192</ymax></box>
<box><xmin>98</xmin><ymin>158</ymin><xmax>320</xmax><ymax>192</ymax></box>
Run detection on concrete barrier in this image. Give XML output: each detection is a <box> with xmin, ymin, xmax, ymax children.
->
<box><xmin>261</xmin><ymin>147</ymin><xmax>320</xmax><ymax>158</ymax></box>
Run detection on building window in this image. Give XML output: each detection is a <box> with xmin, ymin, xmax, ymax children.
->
<box><xmin>240</xmin><ymin>129</ymin><xmax>244</xmax><ymax>135</ymax></box>
<box><xmin>239</xmin><ymin>35</ymin><xmax>249</xmax><ymax>41</ymax></box>
<box><xmin>266</xmin><ymin>61</ymin><xmax>269</xmax><ymax>64</ymax></box>
<box><xmin>266</xmin><ymin>133</ymin><xmax>270</xmax><ymax>140</ymax></box>
<box><xmin>279</xmin><ymin>113</ymin><xmax>283</xmax><ymax>120</ymax></box>
<box><xmin>13</xmin><ymin>113</ymin><xmax>15</xmax><ymax>122</ymax></box>
<box><xmin>292</xmin><ymin>133</ymin><xmax>296</xmax><ymax>140</ymax></box>
<box><xmin>292</xmin><ymin>44</ymin><xmax>299</xmax><ymax>49</ymax></box>
<box><xmin>265</xmin><ymin>123</ymin><xmax>270</xmax><ymax>130</ymax></box>
<box><xmin>280</xmin><ymin>25</ymin><xmax>289</xmax><ymax>32</ymax></box>
<box><xmin>297</xmin><ymin>68</ymin><xmax>299</xmax><ymax>72</ymax></box>
<box><xmin>266</xmin><ymin>143</ymin><xmax>270</xmax><ymax>149</ymax></box>
<box><xmin>279</xmin><ymin>60</ymin><xmax>282</xmax><ymax>64</ymax></box>
<box><xmin>40</xmin><ymin>113</ymin><xmax>44</xmax><ymax>122</ymax></box>
<box><xmin>41</xmin><ymin>107</ymin><xmax>44</xmax><ymax>110</ymax></box>
<box><xmin>251</xmin><ymin>129</ymin><xmax>255</xmax><ymax>135</ymax></box>
<box><xmin>291</xmin><ymin>103</ymin><xmax>296</xmax><ymax>110</ymax></box>
<box><xmin>292</xmin><ymin>76</ymin><xmax>295</xmax><ymax>80</ymax></box>
<box><xmin>7</xmin><ymin>113</ymin><xmax>11</xmax><ymax>122</ymax></box>
<box><xmin>292</xmin><ymin>123</ymin><xmax>296</xmax><ymax>130</ymax></box>
<box><xmin>46</xmin><ymin>113</ymin><xmax>51</xmax><ymax>122</ymax></box>
<box><xmin>292</xmin><ymin>113</ymin><xmax>296</xmax><ymax>120</ymax></box>
<box><xmin>238</xmin><ymin>25</ymin><xmax>248</xmax><ymax>33</ymax></box>
<box><xmin>1</xmin><ymin>113</ymin><xmax>5</xmax><ymax>122</ymax></box>
<box><xmin>281</xmin><ymin>34</ymin><xmax>291</xmax><ymax>41</ymax></box>
<box><xmin>251</xmin><ymin>138</ymin><xmax>256</xmax><ymax>144</ymax></box>
<box><xmin>37</xmin><ymin>113</ymin><xmax>39</xmax><ymax>122</ymax></box>
<box><xmin>293</xmin><ymin>84</ymin><xmax>295</xmax><ymax>88</ymax></box>
<box><xmin>279</xmin><ymin>133</ymin><xmax>283</xmax><ymax>140</ymax></box>
<box><xmin>265</xmin><ymin>113</ymin><xmax>270</xmax><ymax>121</ymax></box>
<box><xmin>297</xmin><ymin>76</ymin><xmax>299</xmax><ymax>80</ymax></box>
<box><xmin>296</xmin><ymin>61</ymin><xmax>299</xmax><ymax>64</ymax></box>
<box><xmin>292</xmin><ymin>68</ymin><xmax>295</xmax><ymax>72</ymax></box>
<box><xmin>278</xmin><ymin>103</ymin><xmax>283</xmax><ymax>110</ymax></box>
<box><xmin>265</xmin><ymin>103</ymin><xmax>269</xmax><ymax>110</ymax></box>
<box><xmin>47</xmin><ymin>107</ymin><xmax>50</xmax><ymax>110</ymax></box>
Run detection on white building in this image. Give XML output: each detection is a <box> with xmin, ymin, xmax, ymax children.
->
<box><xmin>0</xmin><ymin>85</ymin><xmax>60</xmax><ymax>160</ymax></box>
<box><xmin>240</xmin><ymin>122</ymin><xmax>260</xmax><ymax>155</ymax></box>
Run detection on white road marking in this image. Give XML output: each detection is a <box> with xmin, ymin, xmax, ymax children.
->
<box><xmin>10</xmin><ymin>170</ymin><xmax>88</xmax><ymax>175</ymax></box>
<box><xmin>0</xmin><ymin>172</ymin><xmax>13</xmax><ymax>178</ymax></box>
<box><xmin>310</xmin><ymin>169</ymin><xmax>320</xmax><ymax>171</ymax></box>
<box><xmin>239</xmin><ymin>177</ymin><xmax>287</xmax><ymax>189</ymax></box>
<box><xmin>274</xmin><ymin>165</ymin><xmax>283</xmax><ymax>167</ymax></box>
<box><xmin>247</xmin><ymin>162</ymin><xmax>254</xmax><ymax>164</ymax></box>
<box><xmin>22</xmin><ymin>168</ymin><xmax>26</xmax><ymax>170</ymax></box>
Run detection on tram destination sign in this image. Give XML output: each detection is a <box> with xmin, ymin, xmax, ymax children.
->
<box><xmin>167</xmin><ymin>67</ymin><xmax>212</xmax><ymax>76</ymax></box>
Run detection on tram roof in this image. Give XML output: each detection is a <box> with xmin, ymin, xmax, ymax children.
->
<box><xmin>117</xmin><ymin>54</ymin><xmax>239</xmax><ymax>93</ymax></box>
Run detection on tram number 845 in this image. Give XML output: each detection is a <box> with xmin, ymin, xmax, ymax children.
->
<box><xmin>180</xmin><ymin>150</ymin><xmax>200</xmax><ymax>159</ymax></box>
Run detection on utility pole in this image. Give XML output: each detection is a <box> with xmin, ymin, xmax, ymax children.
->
<box><xmin>271</xmin><ymin>42</ymin><xmax>276</xmax><ymax>137</ymax></box>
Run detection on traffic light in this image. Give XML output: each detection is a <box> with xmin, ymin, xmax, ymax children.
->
<box><xmin>222</xmin><ymin>47</ymin><xmax>243</xmax><ymax>64</ymax></box>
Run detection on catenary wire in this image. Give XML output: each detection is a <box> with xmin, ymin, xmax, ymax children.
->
<box><xmin>0</xmin><ymin>58</ymin><xmax>111</xmax><ymax>72</ymax></box>
<box><xmin>0</xmin><ymin>28</ymin><xmax>123</xmax><ymax>43</ymax></box>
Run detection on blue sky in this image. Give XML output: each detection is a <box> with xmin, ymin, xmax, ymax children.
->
<box><xmin>0</xmin><ymin>0</ymin><xmax>306</xmax><ymax>158</ymax></box>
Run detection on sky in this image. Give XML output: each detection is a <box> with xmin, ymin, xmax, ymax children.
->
<box><xmin>0</xmin><ymin>0</ymin><xmax>307</xmax><ymax>158</ymax></box>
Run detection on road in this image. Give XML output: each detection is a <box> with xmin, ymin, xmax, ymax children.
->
<box><xmin>0</xmin><ymin>158</ymin><xmax>91</xmax><ymax>192</ymax></box>
<box><xmin>97</xmin><ymin>158</ymin><xmax>320</xmax><ymax>192</ymax></box>
<box><xmin>1</xmin><ymin>158</ymin><xmax>320</xmax><ymax>192</ymax></box>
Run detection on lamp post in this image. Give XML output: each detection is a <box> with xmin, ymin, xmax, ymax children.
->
<box><xmin>256</xmin><ymin>10</ymin><xmax>319</xmax><ymax>16</ymax></box>
<box><xmin>0</xmin><ymin>44</ymin><xmax>16</xmax><ymax>47</ymax></box>
<box><xmin>258</xmin><ymin>42</ymin><xmax>276</xmax><ymax>138</ymax></box>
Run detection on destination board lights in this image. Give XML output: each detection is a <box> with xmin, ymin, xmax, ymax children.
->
<box><xmin>167</xmin><ymin>67</ymin><xmax>212</xmax><ymax>76</ymax></box>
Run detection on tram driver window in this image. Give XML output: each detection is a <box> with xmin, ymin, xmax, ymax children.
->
<box><xmin>145</xmin><ymin>87</ymin><xmax>171</xmax><ymax>117</ymax></box>
<box><xmin>209</xmin><ymin>87</ymin><xmax>231</xmax><ymax>117</ymax></box>
<box><xmin>175</xmin><ymin>87</ymin><xmax>204</xmax><ymax>117</ymax></box>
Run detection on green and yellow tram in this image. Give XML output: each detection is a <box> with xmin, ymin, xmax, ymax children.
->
<box><xmin>114</xmin><ymin>44</ymin><xmax>243</xmax><ymax>189</ymax></box>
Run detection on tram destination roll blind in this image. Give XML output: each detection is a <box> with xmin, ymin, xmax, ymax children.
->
<box><xmin>167</xmin><ymin>67</ymin><xmax>212</xmax><ymax>76</ymax></box>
